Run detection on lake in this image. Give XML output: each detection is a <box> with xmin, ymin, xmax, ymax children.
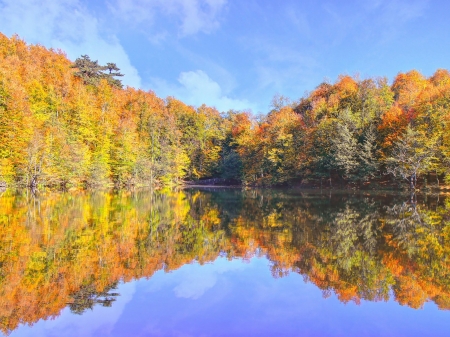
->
<box><xmin>1</xmin><ymin>188</ymin><xmax>450</xmax><ymax>336</ymax></box>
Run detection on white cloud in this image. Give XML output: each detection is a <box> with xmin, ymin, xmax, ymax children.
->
<box><xmin>0</xmin><ymin>0</ymin><xmax>141</xmax><ymax>88</ymax></box>
<box><xmin>110</xmin><ymin>0</ymin><xmax>227</xmax><ymax>37</ymax></box>
<box><xmin>170</xmin><ymin>43</ymin><xmax>239</xmax><ymax>94</ymax></box>
<box><xmin>176</xmin><ymin>0</ymin><xmax>227</xmax><ymax>36</ymax></box>
<box><xmin>151</xmin><ymin>70</ymin><xmax>256</xmax><ymax>112</ymax></box>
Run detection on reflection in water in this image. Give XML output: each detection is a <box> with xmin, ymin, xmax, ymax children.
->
<box><xmin>0</xmin><ymin>188</ymin><xmax>450</xmax><ymax>334</ymax></box>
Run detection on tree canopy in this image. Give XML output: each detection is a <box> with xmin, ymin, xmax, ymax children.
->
<box><xmin>1</xmin><ymin>33</ymin><xmax>450</xmax><ymax>189</ymax></box>
<box><xmin>72</xmin><ymin>55</ymin><xmax>124</xmax><ymax>88</ymax></box>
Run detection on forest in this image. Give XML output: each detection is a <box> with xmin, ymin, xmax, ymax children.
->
<box><xmin>1</xmin><ymin>33</ymin><xmax>450</xmax><ymax>189</ymax></box>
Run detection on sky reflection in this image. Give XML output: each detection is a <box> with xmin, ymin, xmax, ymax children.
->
<box><xmin>11</xmin><ymin>256</ymin><xmax>450</xmax><ymax>337</ymax></box>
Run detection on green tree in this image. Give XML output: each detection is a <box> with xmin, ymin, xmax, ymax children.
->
<box><xmin>72</xmin><ymin>55</ymin><xmax>124</xmax><ymax>88</ymax></box>
<box><xmin>386</xmin><ymin>126</ymin><xmax>437</xmax><ymax>189</ymax></box>
<box><xmin>357</xmin><ymin>125</ymin><xmax>380</xmax><ymax>181</ymax></box>
<box><xmin>331</xmin><ymin>121</ymin><xmax>359</xmax><ymax>178</ymax></box>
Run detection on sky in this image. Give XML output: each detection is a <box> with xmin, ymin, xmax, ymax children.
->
<box><xmin>0</xmin><ymin>0</ymin><xmax>448</xmax><ymax>114</ymax></box>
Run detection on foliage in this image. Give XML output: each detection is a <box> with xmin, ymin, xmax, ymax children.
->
<box><xmin>0</xmin><ymin>34</ymin><xmax>227</xmax><ymax>187</ymax></box>
<box><xmin>72</xmin><ymin>55</ymin><xmax>124</xmax><ymax>88</ymax></box>
<box><xmin>1</xmin><ymin>33</ymin><xmax>450</xmax><ymax>188</ymax></box>
<box><xmin>386</xmin><ymin>126</ymin><xmax>438</xmax><ymax>189</ymax></box>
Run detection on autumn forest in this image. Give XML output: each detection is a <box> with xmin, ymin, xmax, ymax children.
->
<box><xmin>1</xmin><ymin>33</ymin><xmax>450</xmax><ymax>189</ymax></box>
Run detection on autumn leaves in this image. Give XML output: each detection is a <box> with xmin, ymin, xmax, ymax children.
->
<box><xmin>1</xmin><ymin>33</ymin><xmax>450</xmax><ymax>188</ymax></box>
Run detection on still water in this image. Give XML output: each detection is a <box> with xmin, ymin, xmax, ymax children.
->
<box><xmin>1</xmin><ymin>188</ymin><xmax>450</xmax><ymax>336</ymax></box>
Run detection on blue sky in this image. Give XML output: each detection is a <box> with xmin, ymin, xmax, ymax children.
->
<box><xmin>0</xmin><ymin>0</ymin><xmax>448</xmax><ymax>113</ymax></box>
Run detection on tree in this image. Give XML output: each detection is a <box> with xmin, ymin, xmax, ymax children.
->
<box><xmin>331</xmin><ymin>122</ymin><xmax>359</xmax><ymax>178</ymax></box>
<box><xmin>392</xmin><ymin>70</ymin><xmax>427</xmax><ymax>111</ymax></box>
<box><xmin>269</xmin><ymin>94</ymin><xmax>291</xmax><ymax>112</ymax></box>
<box><xmin>71</xmin><ymin>55</ymin><xmax>104</xmax><ymax>86</ymax></box>
<box><xmin>386</xmin><ymin>126</ymin><xmax>437</xmax><ymax>189</ymax></box>
<box><xmin>104</xmin><ymin>63</ymin><xmax>124</xmax><ymax>88</ymax></box>
<box><xmin>357</xmin><ymin>125</ymin><xmax>379</xmax><ymax>180</ymax></box>
<box><xmin>71</xmin><ymin>55</ymin><xmax>124</xmax><ymax>88</ymax></box>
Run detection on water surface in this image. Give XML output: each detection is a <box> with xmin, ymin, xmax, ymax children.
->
<box><xmin>1</xmin><ymin>188</ymin><xmax>450</xmax><ymax>336</ymax></box>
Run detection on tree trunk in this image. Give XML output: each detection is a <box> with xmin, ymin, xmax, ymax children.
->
<box><xmin>30</xmin><ymin>175</ymin><xmax>38</xmax><ymax>188</ymax></box>
<box><xmin>436</xmin><ymin>169</ymin><xmax>439</xmax><ymax>187</ymax></box>
<box><xmin>329</xmin><ymin>170</ymin><xmax>332</xmax><ymax>187</ymax></box>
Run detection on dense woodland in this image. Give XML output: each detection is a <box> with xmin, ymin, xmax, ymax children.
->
<box><xmin>1</xmin><ymin>33</ymin><xmax>450</xmax><ymax>189</ymax></box>
<box><xmin>1</xmin><ymin>189</ymin><xmax>450</xmax><ymax>333</ymax></box>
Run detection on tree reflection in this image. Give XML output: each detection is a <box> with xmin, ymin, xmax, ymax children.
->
<box><xmin>69</xmin><ymin>282</ymin><xmax>119</xmax><ymax>315</ymax></box>
<box><xmin>1</xmin><ymin>189</ymin><xmax>450</xmax><ymax>334</ymax></box>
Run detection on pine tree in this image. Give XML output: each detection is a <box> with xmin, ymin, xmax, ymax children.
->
<box><xmin>358</xmin><ymin>125</ymin><xmax>379</xmax><ymax>180</ymax></box>
<box><xmin>331</xmin><ymin>122</ymin><xmax>359</xmax><ymax>178</ymax></box>
<box><xmin>71</xmin><ymin>56</ymin><xmax>124</xmax><ymax>88</ymax></box>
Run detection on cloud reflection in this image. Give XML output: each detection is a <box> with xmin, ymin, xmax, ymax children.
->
<box><xmin>173</xmin><ymin>258</ymin><xmax>246</xmax><ymax>299</ymax></box>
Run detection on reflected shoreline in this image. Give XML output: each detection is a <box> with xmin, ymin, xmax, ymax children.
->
<box><xmin>1</xmin><ymin>188</ymin><xmax>450</xmax><ymax>335</ymax></box>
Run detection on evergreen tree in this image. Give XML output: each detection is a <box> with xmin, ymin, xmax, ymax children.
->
<box><xmin>71</xmin><ymin>55</ymin><xmax>124</xmax><ymax>88</ymax></box>
<box><xmin>357</xmin><ymin>125</ymin><xmax>379</xmax><ymax>180</ymax></box>
<box><xmin>331</xmin><ymin>122</ymin><xmax>359</xmax><ymax>178</ymax></box>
